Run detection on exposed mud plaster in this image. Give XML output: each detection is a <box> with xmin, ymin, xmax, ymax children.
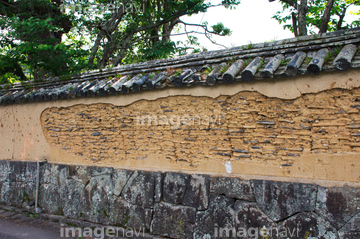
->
<box><xmin>41</xmin><ymin>87</ymin><xmax>360</xmax><ymax>165</ymax></box>
<box><xmin>0</xmin><ymin>69</ymin><xmax>360</xmax><ymax>184</ymax></box>
<box><xmin>40</xmin><ymin>87</ymin><xmax>360</xmax><ymax>182</ymax></box>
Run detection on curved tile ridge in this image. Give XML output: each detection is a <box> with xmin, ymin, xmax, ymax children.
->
<box><xmin>0</xmin><ymin>29</ymin><xmax>360</xmax><ymax>105</ymax></box>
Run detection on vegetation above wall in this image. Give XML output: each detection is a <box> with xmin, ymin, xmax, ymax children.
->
<box><xmin>272</xmin><ymin>0</ymin><xmax>360</xmax><ymax>36</ymax></box>
<box><xmin>1</xmin><ymin>0</ymin><xmax>359</xmax><ymax>83</ymax></box>
<box><xmin>0</xmin><ymin>0</ymin><xmax>239</xmax><ymax>82</ymax></box>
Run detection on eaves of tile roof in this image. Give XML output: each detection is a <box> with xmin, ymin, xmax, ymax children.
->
<box><xmin>1</xmin><ymin>27</ymin><xmax>360</xmax><ymax>105</ymax></box>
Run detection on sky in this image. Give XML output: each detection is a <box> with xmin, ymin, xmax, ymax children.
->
<box><xmin>171</xmin><ymin>0</ymin><xmax>360</xmax><ymax>51</ymax></box>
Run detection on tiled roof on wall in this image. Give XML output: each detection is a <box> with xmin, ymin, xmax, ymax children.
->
<box><xmin>1</xmin><ymin>28</ymin><xmax>360</xmax><ymax>105</ymax></box>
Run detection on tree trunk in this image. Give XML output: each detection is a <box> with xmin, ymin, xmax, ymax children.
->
<box><xmin>162</xmin><ymin>18</ymin><xmax>180</xmax><ymax>42</ymax></box>
<box><xmin>88</xmin><ymin>3</ymin><xmax>127</xmax><ymax>68</ymax></box>
<box><xmin>88</xmin><ymin>34</ymin><xmax>103</xmax><ymax>68</ymax></box>
<box><xmin>336</xmin><ymin>7</ymin><xmax>347</xmax><ymax>30</ymax></box>
<box><xmin>292</xmin><ymin>12</ymin><xmax>299</xmax><ymax>37</ymax></box>
<box><xmin>98</xmin><ymin>37</ymin><xmax>115</xmax><ymax>68</ymax></box>
<box><xmin>319</xmin><ymin>0</ymin><xmax>335</xmax><ymax>33</ymax></box>
<box><xmin>298</xmin><ymin>0</ymin><xmax>308</xmax><ymax>36</ymax></box>
<box><xmin>277</xmin><ymin>0</ymin><xmax>298</xmax><ymax>9</ymax></box>
<box><xmin>150</xmin><ymin>27</ymin><xmax>160</xmax><ymax>45</ymax></box>
<box><xmin>112</xmin><ymin>33</ymin><xmax>134</xmax><ymax>66</ymax></box>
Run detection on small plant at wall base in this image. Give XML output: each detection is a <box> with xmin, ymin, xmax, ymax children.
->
<box><xmin>22</xmin><ymin>192</ymin><xmax>32</xmax><ymax>203</ymax></box>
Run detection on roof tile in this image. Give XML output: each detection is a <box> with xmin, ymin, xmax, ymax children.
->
<box><xmin>1</xmin><ymin>28</ymin><xmax>360</xmax><ymax>105</ymax></box>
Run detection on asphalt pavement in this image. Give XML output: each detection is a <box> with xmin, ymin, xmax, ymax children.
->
<box><xmin>0</xmin><ymin>206</ymin><xmax>161</xmax><ymax>239</ymax></box>
<box><xmin>0</xmin><ymin>210</ymin><xmax>61</xmax><ymax>239</ymax></box>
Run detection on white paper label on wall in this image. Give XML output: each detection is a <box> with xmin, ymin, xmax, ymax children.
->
<box><xmin>224</xmin><ymin>161</ymin><xmax>232</xmax><ymax>174</ymax></box>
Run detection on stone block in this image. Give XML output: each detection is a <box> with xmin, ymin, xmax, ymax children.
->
<box><xmin>111</xmin><ymin>168</ymin><xmax>132</xmax><ymax>196</ymax></box>
<box><xmin>338</xmin><ymin>212</ymin><xmax>360</xmax><ymax>239</ymax></box>
<box><xmin>234</xmin><ymin>201</ymin><xmax>276</xmax><ymax>233</ymax></box>
<box><xmin>183</xmin><ymin>174</ymin><xmax>210</xmax><ymax>210</ymax></box>
<box><xmin>251</xmin><ymin>180</ymin><xmax>317</xmax><ymax>221</ymax></box>
<box><xmin>109</xmin><ymin>197</ymin><xmax>153</xmax><ymax>231</ymax></box>
<box><xmin>210</xmin><ymin>177</ymin><xmax>254</xmax><ymax>201</ymax></box>
<box><xmin>59</xmin><ymin>178</ymin><xmax>87</xmax><ymax>219</ymax></box>
<box><xmin>163</xmin><ymin>172</ymin><xmax>190</xmax><ymax>205</ymax></box>
<box><xmin>280</xmin><ymin>212</ymin><xmax>338</xmax><ymax>239</ymax></box>
<box><xmin>150</xmin><ymin>202</ymin><xmax>196</xmax><ymax>239</ymax></box>
<box><xmin>194</xmin><ymin>195</ymin><xmax>236</xmax><ymax>238</ymax></box>
<box><xmin>121</xmin><ymin>170</ymin><xmax>156</xmax><ymax>208</ymax></box>
<box><xmin>316</xmin><ymin>186</ymin><xmax>360</xmax><ymax>229</ymax></box>
<box><xmin>83</xmin><ymin>173</ymin><xmax>114</xmax><ymax>223</ymax></box>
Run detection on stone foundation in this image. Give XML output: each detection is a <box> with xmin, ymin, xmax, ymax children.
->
<box><xmin>0</xmin><ymin>160</ymin><xmax>359</xmax><ymax>238</ymax></box>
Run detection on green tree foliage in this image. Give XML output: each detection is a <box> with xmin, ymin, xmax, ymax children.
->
<box><xmin>0</xmin><ymin>0</ymin><xmax>240</xmax><ymax>82</ymax></box>
<box><xmin>211</xmin><ymin>22</ymin><xmax>231</xmax><ymax>36</ymax></box>
<box><xmin>271</xmin><ymin>0</ymin><xmax>360</xmax><ymax>36</ymax></box>
<box><xmin>0</xmin><ymin>0</ymin><xmax>89</xmax><ymax>82</ymax></box>
<box><xmin>82</xmin><ymin>0</ymin><xmax>240</xmax><ymax>68</ymax></box>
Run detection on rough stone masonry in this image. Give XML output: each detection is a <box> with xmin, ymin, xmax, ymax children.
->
<box><xmin>0</xmin><ymin>160</ymin><xmax>359</xmax><ymax>238</ymax></box>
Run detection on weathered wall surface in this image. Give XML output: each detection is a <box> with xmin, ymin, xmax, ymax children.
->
<box><xmin>0</xmin><ymin>160</ymin><xmax>359</xmax><ymax>238</ymax></box>
<box><xmin>0</xmin><ymin>70</ymin><xmax>360</xmax><ymax>182</ymax></box>
<box><xmin>41</xmin><ymin>88</ymin><xmax>360</xmax><ymax>180</ymax></box>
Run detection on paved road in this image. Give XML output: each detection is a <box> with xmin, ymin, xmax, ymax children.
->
<box><xmin>0</xmin><ymin>207</ymin><xmax>159</xmax><ymax>239</ymax></box>
<box><xmin>0</xmin><ymin>211</ymin><xmax>61</xmax><ymax>239</ymax></box>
